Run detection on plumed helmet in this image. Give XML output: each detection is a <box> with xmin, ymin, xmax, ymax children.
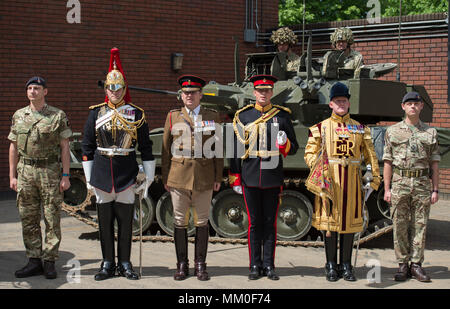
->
<box><xmin>270</xmin><ymin>27</ymin><xmax>298</xmax><ymax>46</ymax></box>
<box><xmin>104</xmin><ymin>47</ymin><xmax>131</xmax><ymax>103</ymax></box>
<box><xmin>330</xmin><ymin>27</ymin><xmax>354</xmax><ymax>47</ymax></box>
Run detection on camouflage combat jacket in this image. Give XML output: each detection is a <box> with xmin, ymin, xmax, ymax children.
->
<box><xmin>342</xmin><ymin>50</ymin><xmax>363</xmax><ymax>71</ymax></box>
<box><xmin>8</xmin><ymin>104</ymin><xmax>72</xmax><ymax>159</ymax></box>
<box><xmin>287</xmin><ymin>52</ymin><xmax>300</xmax><ymax>72</ymax></box>
<box><xmin>383</xmin><ymin>120</ymin><xmax>440</xmax><ymax>171</ymax></box>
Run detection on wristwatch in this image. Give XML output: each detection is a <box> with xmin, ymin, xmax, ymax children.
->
<box><xmin>432</xmin><ymin>190</ymin><xmax>439</xmax><ymax>193</ymax></box>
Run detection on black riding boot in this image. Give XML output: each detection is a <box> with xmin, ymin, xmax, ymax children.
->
<box><xmin>323</xmin><ymin>231</ymin><xmax>339</xmax><ymax>282</ymax></box>
<box><xmin>95</xmin><ymin>202</ymin><xmax>116</xmax><ymax>280</ymax></box>
<box><xmin>174</xmin><ymin>226</ymin><xmax>189</xmax><ymax>280</ymax></box>
<box><xmin>194</xmin><ymin>225</ymin><xmax>210</xmax><ymax>281</ymax></box>
<box><xmin>339</xmin><ymin>233</ymin><xmax>356</xmax><ymax>281</ymax></box>
<box><xmin>114</xmin><ymin>202</ymin><xmax>139</xmax><ymax>280</ymax></box>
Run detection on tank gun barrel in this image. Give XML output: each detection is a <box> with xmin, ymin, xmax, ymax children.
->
<box><xmin>97</xmin><ymin>80</ymin><xmax>179</xmax><ymax>96</ymax></box>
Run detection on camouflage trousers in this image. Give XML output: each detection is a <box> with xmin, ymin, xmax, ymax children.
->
<box><xmin>16</xmin><ymin>162</ymin><xmax>63</xmax><ymax>261</ymax></box>
<box><xmin>391</xmin><ymin>176</ymin><xmax>431</xmax><ymax>264</ymax></box>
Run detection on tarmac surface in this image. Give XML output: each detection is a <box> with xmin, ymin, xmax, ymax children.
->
<box><xmin>1</xmin><ymin>191</ymin><xmax>449</xmax><ymax>292</ymax></box>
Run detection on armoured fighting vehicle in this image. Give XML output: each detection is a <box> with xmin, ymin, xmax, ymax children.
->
<box><xmin>62</xmin><ymin>33</ymin><xmax>450</xmax><ymax>246</ymax></box>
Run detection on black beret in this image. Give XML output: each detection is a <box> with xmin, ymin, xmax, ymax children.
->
<box><xmin>402</xmin><ymin>91</ymin><xmax>421</xmax><ymax>103</ymax></box>
<box><xmin>25</xmin><ymin>76</ymin><xmax>47</xmax><ymax>89</ymax></box>
<box><xmin>330</xmin><ymin>82</ymin><xmax>350</xmax><ymax>100</ymax></box>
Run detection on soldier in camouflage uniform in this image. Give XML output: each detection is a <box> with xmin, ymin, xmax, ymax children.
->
<box><xmin>270</xmin><ymin>27</ymin><xmax>300</xmax><ymax>74</ymax></box>
<box><xmin>383</xmin><ymin>91</ymin><xmax>440</xmax><ymax>283</ymax></box>
<box><xmin>8</xmin><ymin>76</ymin><xmax>72</xmax><ymax>279</ymax></box>
<box><xmin>322</xmin><ymin>27</ymin><xmax>364</xmax><ymax>78</ymax></box>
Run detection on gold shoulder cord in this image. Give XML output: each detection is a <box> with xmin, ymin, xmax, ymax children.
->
<box><xmin>272</xmin><ymin>104</ymin><xmax>292</xmax><ymax>114</ymax></box>
<box><xmin>232</xmin><ymin>105</ymin><xmax>281</xmax><ymax>159</ymax></box>
<box><xmin>232</xmin><ymin>104</ymin><xmax>254</xmax><ymax>146</ymax></box>
<box><xmin>89</xmin><ymin>102</ymin><xmax>107</xmax><ymax>110</ymax></box>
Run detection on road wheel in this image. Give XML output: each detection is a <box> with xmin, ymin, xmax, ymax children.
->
<box><xmin>62</xmin><ymin>171</ymin><xmax>92</xmax><ymax>212</ymax></box>
<box><xmin>155</xmin><ymin>192</ymin><xmax>196</xmax><ymax>236</ymax></box>
<box><xmin>277</xmin><ymin>190</ymin><xmax>313</xmax><ymax>241</ymax></box>
<box><xmin>113</xmin><ymin>195</ymin><xmax>155</xmax><ymax>236</ymax></box>
<box><xmin>210</xmin><ymin>189</ymin><xmax>248</xmax><ymax>239</ymax></box>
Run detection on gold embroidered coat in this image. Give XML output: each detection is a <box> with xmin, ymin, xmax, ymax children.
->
<box><xmin>304</xmin><ymin>113</ymin><xmax>381</xmax><ymax>233</ymax></box>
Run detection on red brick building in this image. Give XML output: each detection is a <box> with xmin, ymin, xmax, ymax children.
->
<box><xmin>0</xmin><ymin>0</ymin><xmax>279</xmax><ymax>191</ymax></box>
<box><xmin>1</xmin><ymin>2</ymin><xmax>448</xmax><ymax>196</ymax></box>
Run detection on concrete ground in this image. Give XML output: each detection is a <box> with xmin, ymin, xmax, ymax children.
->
<box><xmin>1</xmin><ymin>192</ymin><xmax>449</xmax><ymax>291</ymax></box>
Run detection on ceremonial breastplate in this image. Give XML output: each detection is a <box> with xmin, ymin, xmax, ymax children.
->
<box><xmin>95</xmin><ymin>104</ymin><xmax>137</xmax><ymax>149</ymax></box>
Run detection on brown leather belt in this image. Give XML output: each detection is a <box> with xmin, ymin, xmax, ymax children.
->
<box><xmin>21</xmin><ymin>155</ymin><xmax>59</xmax><ymax>167</ymax></box>
<box><xmin>393</xmin><ymin>167</ymin><xmax>429</xmax><ymax>178</ymax></box>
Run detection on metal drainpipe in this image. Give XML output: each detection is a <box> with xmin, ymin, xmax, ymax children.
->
<box><xmin>447</xmin><ymin>4</ymin><xmax>449</xmax><ymax>105</ymax></box>
<box><xmin>396</xmin><ymin>0</ymin><xmax>402</xmax><ymax>81</ymax></box>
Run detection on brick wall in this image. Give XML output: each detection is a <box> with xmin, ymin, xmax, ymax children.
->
<box><xmin>358</xmin><ymin>37</ymin><xmax>449</xmax><ymax>195</ymax></box>
<box><xmin>0</xmin><ymin>0</ymin><xmax>279</xmax><ymax>191</ymax></box>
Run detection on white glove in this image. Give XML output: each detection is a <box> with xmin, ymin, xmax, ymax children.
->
<box><xmin>233</xmin><ymin>186</ymin><xmax>243</xmax><ymax>195</ymax></box>
<box><xmin>136</xmin><ymin>160</ymin><xmax>156</xmax><ymax>199</ymax></box>
<box><xmin>277</xmin><ymin>131</ymin><xmax>287</xmax><ymax>146</ymax></box>
<box><xmin>82</xmin><ymin>161</ymin><xmax>94</xmax><ymax>191</ymax></box>
<box><xmin>364</xmin><ymin>183</ymin><xmax>374</xmax><ymax>202</ymax></box>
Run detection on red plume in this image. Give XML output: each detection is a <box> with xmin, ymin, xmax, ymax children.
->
<box><xmin>105</xmin><ymin>47</ymin><xmax>131</xmax><ymax>103</ymax></box>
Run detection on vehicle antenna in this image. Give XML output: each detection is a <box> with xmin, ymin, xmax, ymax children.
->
<box><xmin>302</xmin><ymin>0</ymin><xmax>306</xmax><ymax>55</ymax></box>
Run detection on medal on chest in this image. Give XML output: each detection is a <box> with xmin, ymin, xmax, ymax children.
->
<box><xmin>194</xmin><ymin>120</ymin><xmax>216</xmax><ymax>133</ymax></box>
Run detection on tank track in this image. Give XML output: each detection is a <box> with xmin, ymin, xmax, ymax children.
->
<box><xmin>61</xmin><ymin>175</ymin><xmax>393</xmax><ymax>247</ymax></box>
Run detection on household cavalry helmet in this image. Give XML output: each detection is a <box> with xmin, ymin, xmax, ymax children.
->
<box><xmin>104</xmin><ymin>47</ymin><xmax>131</xmax><ymax>103</ymax></box>
<box><xmin>270</xmin><ymin>27</ymin><xmax>298</xmax><ymax>47</ymax></box>
<box><xmin>330</xmin><ymin>27</ymin><xmax>354</xmax><ymax>47</ymax></box>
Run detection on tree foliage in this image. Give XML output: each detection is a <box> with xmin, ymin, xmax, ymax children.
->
<box><xmin>279</xmin><ymin>0</ymin><xmax>448</xmax><ymax>26</ymax></box>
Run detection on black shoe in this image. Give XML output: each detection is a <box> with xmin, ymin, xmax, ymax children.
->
<box><xmin>325</xmin><ymin>262</ymin><xmax>339</xmax><ymax>282</ymax></box>
<box><xmin>43</xmin><ymin>260</ymin><xmax>57</xmax><ymax>279</ymax></box>
<box><xmin>248</xmin><ymin>265</ymin><xmax>262</xmax><ymax>280</ymax></box>
<box><xmin>94</xmin><ymin>261</ymin><xmax>116</xmax><ymax>281</ymax></box>
<box><xmin>15</xmin><ymin>258</ymin><xmax>43</xmax><ymax>278</ymax></box>
<box><xmin>263</xmin><ymin>266</ymin><xmax>279</xmax><ymax>280</ymax></box>
<box><xmin>117</xmin><ymin>261</ymin><xmax>139</xmax><ymax>280</ymax></box>
<box><xmin>340</xmin><ymin>263</ymin><xmax>357</xmax><ymax>281</ymax></box>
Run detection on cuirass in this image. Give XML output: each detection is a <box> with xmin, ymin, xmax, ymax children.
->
<box><xmin>95</xmin><ymin>104</ymin><xmax>138</xmax><ymax>149</ymax></box>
